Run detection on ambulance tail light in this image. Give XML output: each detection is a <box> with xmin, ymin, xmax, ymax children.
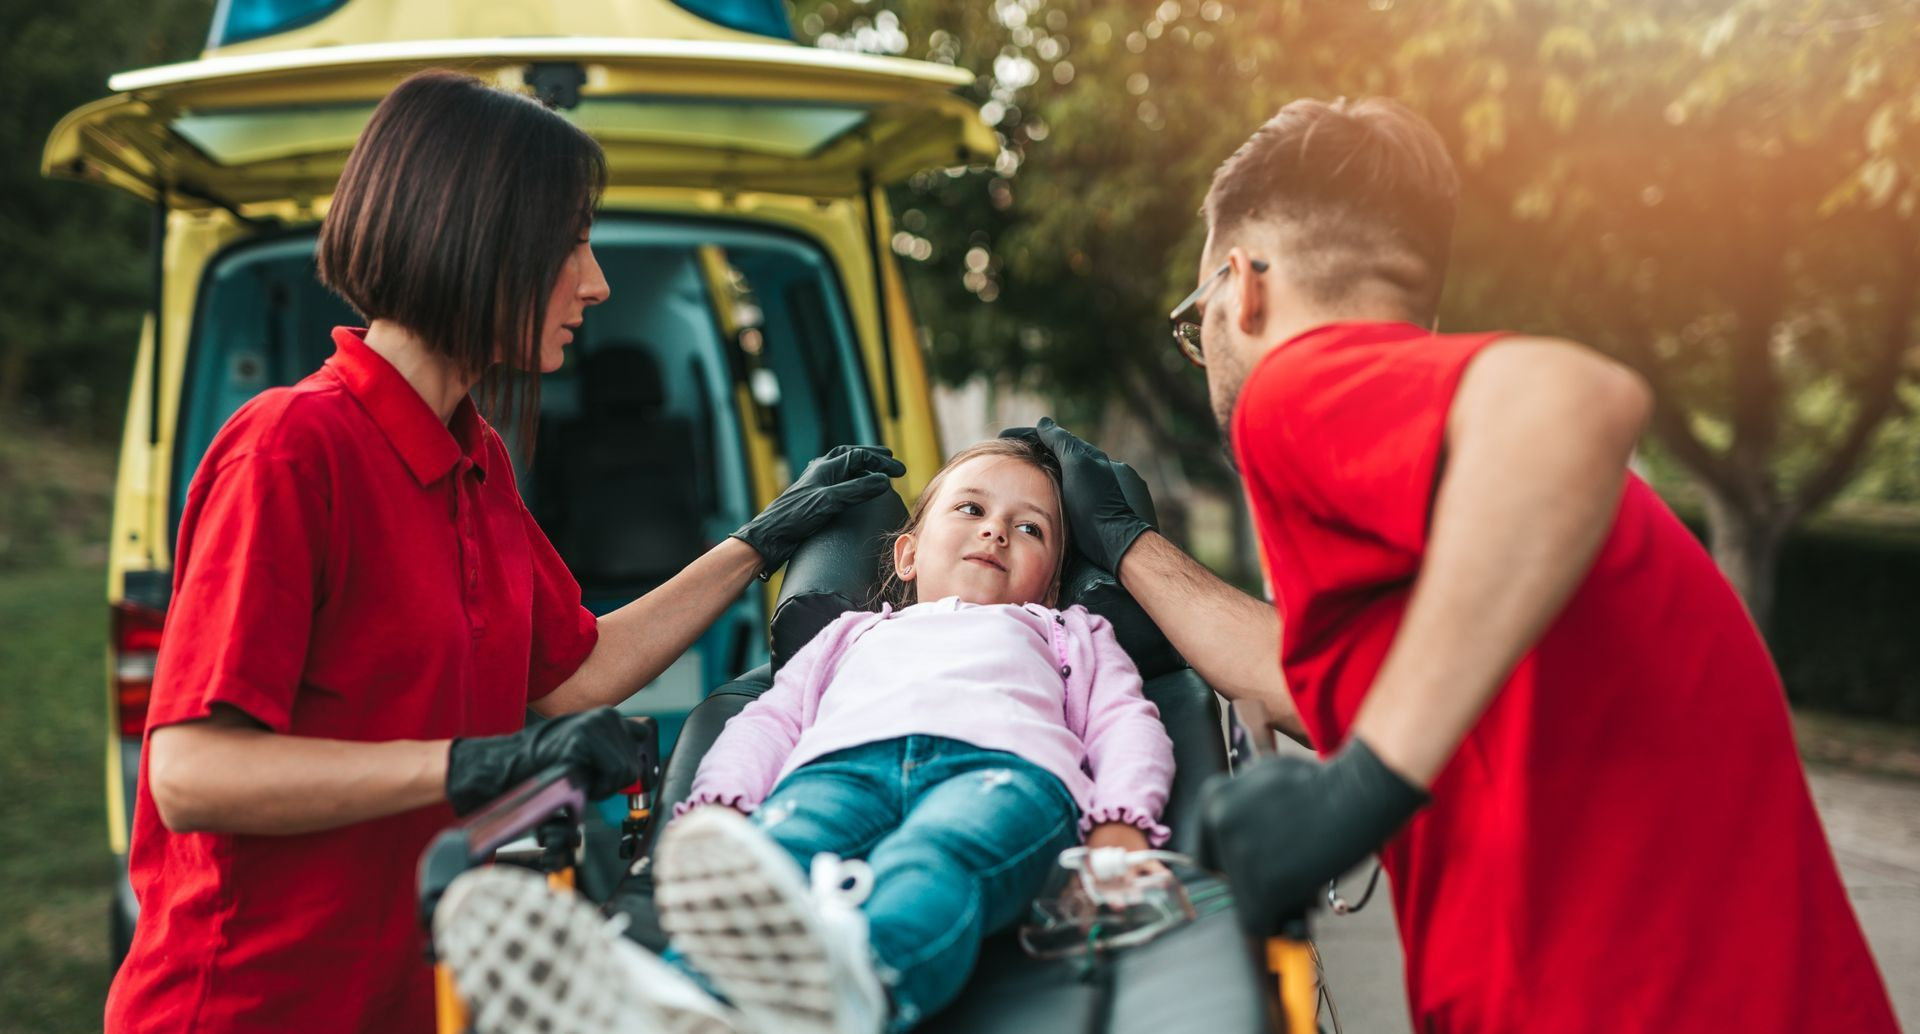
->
<box><xmin>113</xmin><ymin>602</ymin><xmax>165</xmax><ymax>738</ymax></box>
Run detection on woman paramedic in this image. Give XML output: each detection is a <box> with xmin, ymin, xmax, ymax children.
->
<box><xmin>103</xmin><ymin>70</ymin><xmax>903</xmax><ymax>1033</ymax></box>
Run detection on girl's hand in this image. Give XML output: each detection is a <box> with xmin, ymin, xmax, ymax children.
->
<box><xmin>1085</xmin><ymin>821</ymin><xmax>1171</xmax><ymax>882</ymax></box>
<box><xmin>1086</xmin><ymin>821</ymin><xmax>1150</xmax><ymax>853</ymax></box>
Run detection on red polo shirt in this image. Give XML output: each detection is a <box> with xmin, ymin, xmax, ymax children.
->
<box><xmin>106</xmin><ymin>328</ymin><xmax>599</xmax><ymax>1033</ymax></box>
<box><xmin>1233</xmin><ymin>321</ymin><xmax>1896</xmax><ymax>1033</ymax></box>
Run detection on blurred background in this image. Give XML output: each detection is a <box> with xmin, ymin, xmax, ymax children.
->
<box><xmin>3</xmin><ymin>1</ymin><xmax>1918</xmax><ymax>1031</ymax></box>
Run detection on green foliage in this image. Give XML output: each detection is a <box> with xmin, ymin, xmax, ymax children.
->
<box><xmin>0</xmin><ymin>0</ymin><xmax>213</xmax><ymax>440</ymax></box>
<box><xmin>792</xmin><ymin>0</ymin><xmax>1920</xmax><ymax>619</ymax></box>
<box><xmin>798</xmin><ymin>0</ymin><xmax>1268</xmax><ymax>486</ymax></box>
<box><xmin>1769</xmin><ymin>521</ymin><xmax>1920</xmax><ymax>725</ymax></box>
<box><xmin>1842</xmin><ymin>386</ymin><xmax>1920</xmax><ymax>503</ymax></box>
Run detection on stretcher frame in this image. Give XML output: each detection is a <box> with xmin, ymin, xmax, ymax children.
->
<box><xmin>416</xmin><ymin>712</ymin><xmax>1326</xmax><ymax>1034</ymax></box>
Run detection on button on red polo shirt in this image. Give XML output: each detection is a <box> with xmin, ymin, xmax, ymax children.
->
<box><xmin>106</xmin><ymin>328</ymin><xmax>599</xmax><ymax>1033</ymax></box>
<box><xmin>1233</xmin><ymin>321</ymin><xmax>1896</xmax><ymax>1033</ymax></box>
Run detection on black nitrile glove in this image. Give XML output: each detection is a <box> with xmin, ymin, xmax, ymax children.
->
<box><xmin>732</xmin><ymin>444</ymin><xmax>907</xmax><ymax>578</ymax></box>
<box><xmin>446</xmin><ymin>707</ymin><xmax>648</xmax><ymax>815</ymax></box>
<box><xmin>1000</xmin><ymin>417</ymin><xmax>1153</xmax><ymax>573</ymax></box>
<box><xmin>1198</xmin><ymin>739</ymin><xmax>1429</xmax><ymax>938</ymax></box>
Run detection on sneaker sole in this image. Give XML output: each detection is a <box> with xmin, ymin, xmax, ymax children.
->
<box><xmin>656</xmin><ymin>811</ymin><xmax>847</xmax><ymax>1034</ymax></box>
<box><xmin>433</xmin><ymin>866</ymin><xmax>740</xmax><ymax>1034</ymax></box>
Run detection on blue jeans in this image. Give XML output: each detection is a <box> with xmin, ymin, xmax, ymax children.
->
<box><xmin>749</xmin><ymin>735</ymin><xmax>1080</xmax><ymax>1031</ymax></box>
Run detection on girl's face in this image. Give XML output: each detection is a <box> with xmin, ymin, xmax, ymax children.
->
<box><xmin>894</xmin><ymin>455</ymin><xmax>1063</xmax><ymax>607</ymax></box>
<box><xmin>538</xmin><ymin>235</ymin><xmax>610</xmax><ymax>373</ymax></box>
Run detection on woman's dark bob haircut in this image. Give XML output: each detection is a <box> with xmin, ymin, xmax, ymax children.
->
<box><xmin>317</xmin><ymin>69</ymin><xmax>608</xmax><ymax>444</ymax></box>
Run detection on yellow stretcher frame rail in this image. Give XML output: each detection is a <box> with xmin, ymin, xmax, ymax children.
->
<box><xmin>419</xmin><ymin>720</ymin><xmax>658</xmax><ymax>1034</ymax></box>
<box><xmin>1227</xmin><ymin>698</ymin><xmax>1324</xmax><ymax>1033</ymax></box>
<box><xmin>1267</xmin><ymin>936</ymin><xmax>1319</xmax><ymax>1033</ymax></box>
<box><xmin>434</xmin><ymin>964</ymin><xmax>468</xmax><ymax>1034</ymax></box>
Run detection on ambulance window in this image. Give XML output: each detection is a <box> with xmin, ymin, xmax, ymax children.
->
<box><xmin>511</xmin><ymin>239</ymin><xmax>751</xmax><ymax>595</ymax></box>
<box><xmin>719</xmin><ymin>251</ymin><xmax>866</xmax><ymax>466</ymax></box>
<box><xmin>174</xmin><ymin>218</ymin><xmax>874</xmax><ymax>607</ymax></box>
<box><xmin>495</xmin><ymin>216</ymin><xmax>876</xmax><ymax>589</ymax></box>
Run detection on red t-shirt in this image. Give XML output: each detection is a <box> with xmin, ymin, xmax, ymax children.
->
<box><xmin>1232</xmin><ymin>321</ymin><xmax>1896</xmax><ymax>1033</ymax></box>
<box><xmin>106</xmin><ymin>328</ymin><xmax>599</xmax><ymax>1033</ymax></box>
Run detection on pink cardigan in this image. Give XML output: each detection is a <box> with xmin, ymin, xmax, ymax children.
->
<box><xmin>680</xmin><ymin>601</ymin><xmax>1177</xmax><ymax>845</ymax></box>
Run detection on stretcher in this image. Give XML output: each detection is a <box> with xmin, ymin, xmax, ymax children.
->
<box><xmin>420</xmin><ymin>469</ymin><xmax>1330</xmax><ymax>1034</ymax></box>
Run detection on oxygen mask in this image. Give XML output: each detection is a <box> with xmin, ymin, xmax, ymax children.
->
<box><xmin>1017</xmin><ymin>845</ymin><xmax>1198</xmax><ymax>959</ymax></box>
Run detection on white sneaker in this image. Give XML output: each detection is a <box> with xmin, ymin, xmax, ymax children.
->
<box><xmin>433</xmin><ymin>865</ymin><xmax>748</xmax><ymax>1034</ymax></box>
<box><xmin>656</xmin><ymin>808</ymin><xmax>890</xmax><ymax>1034</ymax></box>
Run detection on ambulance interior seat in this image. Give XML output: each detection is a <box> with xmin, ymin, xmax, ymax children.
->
<box><xmin>604</xmin><ymin>466</ymin><xmax>1269</xmax><ymax>1034</ymax></box>
<box><xmin>539</xmin><ymin>343</ymin><xmax>707</xmax><ymax>590</ymax></box>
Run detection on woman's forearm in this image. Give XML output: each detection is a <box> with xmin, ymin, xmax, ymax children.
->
<box><xmin>148</xmin><ymin>717</ymin><xmax>449</xmax><ymax>835</ymax></box>
<box><xmin>535</xmin><ymin>537</ymin><xmax>764</xmax><ymax>716</ymax></box>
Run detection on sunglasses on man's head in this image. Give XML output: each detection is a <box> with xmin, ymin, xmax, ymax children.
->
<box><xmin>1168</xmin><ymin>258</ymin><xmax>1269</xmax><ymax>368</ymax></box>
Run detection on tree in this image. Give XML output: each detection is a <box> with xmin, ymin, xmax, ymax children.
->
<box><xmin>1415</xmin><ymin>0</ymin><xmax>1920</xmax><ymax>630</ymax></box>
<box><xmin>0</xmin><ymin>0</ymin><xmax>213</xmax><ymax>437</ymax></box>
<box><xmin>795</xmin><ymin>0</ymin><xmax>1920</xmax><ymax>630</ymax></box>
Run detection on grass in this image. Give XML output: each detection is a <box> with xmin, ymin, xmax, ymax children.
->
<box><xmin>0</xmin><ymin>561</ymin><xmax>113</xmax><ymax>1034</ymax></box>
<box><xmin>0</xmin><ymin>419</ymin><xmax>114</xmax><ymax>573</ymax></box>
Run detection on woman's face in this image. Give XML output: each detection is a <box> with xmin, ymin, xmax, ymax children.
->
<box><xmin>538</xmin><ymin>235</ymin><xmax>610</xmax><ymax>373</ymax></box>
<box><xmin>894</xmin><ymin>455</ymin><xmax>1063</xmax><ymax>607</ymax></box>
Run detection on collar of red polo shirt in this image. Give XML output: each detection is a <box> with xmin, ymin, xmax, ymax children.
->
<box><xmin>326</xmin><ymin>326</ymin><xmax>490</xmax><ymax>486</ymax></box>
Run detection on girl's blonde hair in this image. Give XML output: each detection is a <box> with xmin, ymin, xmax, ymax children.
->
<box><xmin>875</xmin><ymin>437</ymin><xmax>1068</xmax><ymax>608</ymax></box>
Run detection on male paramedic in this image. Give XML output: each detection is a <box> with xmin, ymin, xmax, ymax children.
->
<box><xmin>1021</xmin><ymin>97</ymin><xmax>1897</xmax><ymax>1032</ymax></box>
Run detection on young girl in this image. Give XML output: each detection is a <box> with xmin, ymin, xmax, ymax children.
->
<box><xmin>436</xmin><ymin>437</ymin><xmax>1176</xmax><ymax>1034</ymax></box>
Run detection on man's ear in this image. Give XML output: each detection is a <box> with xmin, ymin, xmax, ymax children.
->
<box><xmin>1230</xmin><ymin>246</ymin><xmax>1265</xmax><ymax>338</ymax></box>
<box><xmin>893</xmin><ymin>532</ymin><xmax>917</xmax><ymax>583</ymax></box>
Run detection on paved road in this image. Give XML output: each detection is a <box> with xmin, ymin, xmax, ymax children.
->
<box><xmin>1307</xmin><ymin>764</ymin><xmax>1920</xmax><ymax>1031</ymax></box>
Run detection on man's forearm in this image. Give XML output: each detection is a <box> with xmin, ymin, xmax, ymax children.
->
<box><xmin>537</xmin><ymin>537</ymin><xmax>763</xmax><ymax>716</ymax></box>
<box><xmin>1353</xmin><ymin>340</ymin><xmax>1650</xmax><ymax>786</ymax></box>
<box><xmin>1117</xmin><ymin>531</ymin><xmax>1306</xmax><ymax>743</ymax></box>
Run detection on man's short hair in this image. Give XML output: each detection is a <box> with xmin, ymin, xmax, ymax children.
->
<box><xmin>1204</xmin><ymin>98</ymin><xmax>1458</xmax><ymax>320</ymax></box>
<box><xmin>318</xmin><ymin>70</ymin><xmax>607</xmax><ymax>445</ymax></box>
